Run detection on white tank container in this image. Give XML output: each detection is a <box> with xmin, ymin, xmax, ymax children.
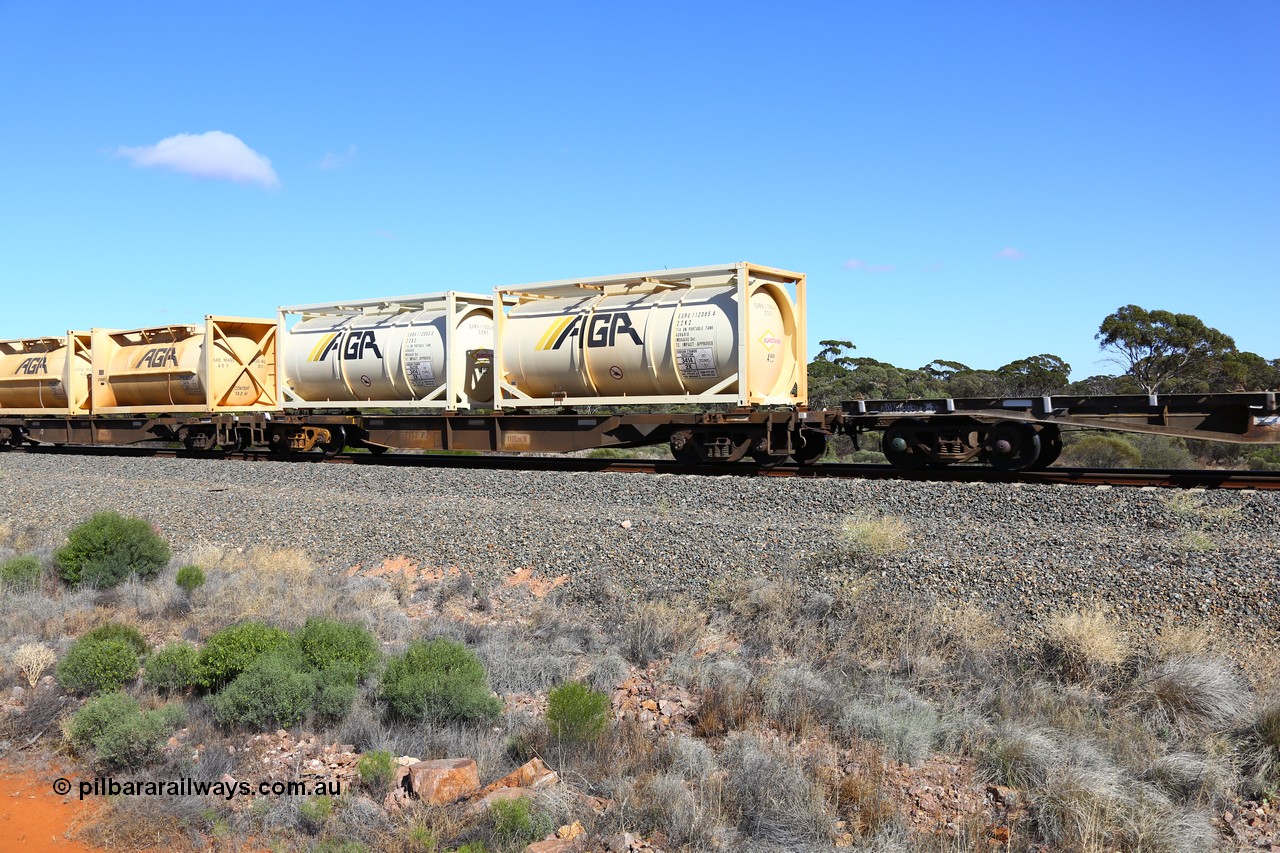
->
<box><xmin>284</xmin><ymin>304</ymin><xmax>493</xmax><ymax>405</ymax></box>
<box><xmin>498</xmin><ymin>269</ymin><xmax>799</xmax><ymax>403</ymax></box>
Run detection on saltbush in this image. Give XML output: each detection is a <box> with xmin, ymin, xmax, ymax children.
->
<box><xmin>380</xmin><ymin>638</ymin><xmax>501</xmax><ymax>723</ymax></box>
<box><xmin>313</xmin><ymin>661</ymin><xmax>360</xmax><ymax>720</ymax></box>
<box><xmin>82</xmin><ymin>622</ymin><xmax>148</xmax><ymax>657</ymax></box>
<box><xmin>143</xmin><ymin>642</ymin><xmax>199</xmax><ymax>694</ymax></box>
<box><xmin>54</xmin><ymin>511</ymin><xmax>171</xmax><ymax>587</ymax></box>
<box><xmin>208</xmin><ymin>649</ymin><xmax>316</xmax><ymax>729</ymax></box>
<box><xmin>0</xmin><ymin>554</ymin><xmax>42</xmax><ymax>590</ymax></box>
<box><xmin>296</xmin><ymin>618</ymin><xmax>380</xmax><ymax>678</ymax></box>
<box><xmin>176</xmin><ymin>564</ymin><xmax>206</xmax><ymax>596</ymax></box>
<box><xmin>56</xmin><ymin>637</ymin><xmax>139</xmax><ymax>694</ymax></box>
<box><xmin>546</xmin><ymin>681</ymin><xmax>610</xmax><ymax>743</ymax></box>
<box><xmin>1059</xmin><ymin>434</ymin><xmax>1141</xmax><ymax>468</ymax></box>
<box><xmin>196</xmin><ymin>622</ymin><xmax>291</xmax><ymax>688</ymax></box>
<box><xmin>67</xmin><ymin>691</ymin><xmax>185</xmax><ymax>769</ymax></box>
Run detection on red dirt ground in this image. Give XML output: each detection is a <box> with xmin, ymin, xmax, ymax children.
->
<box><xmin>0</xmin><ymin>761</ymin><xmax>104</xmax><ymax>852</ymax></box>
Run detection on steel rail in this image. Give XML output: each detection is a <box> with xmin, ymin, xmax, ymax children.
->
<box><xmin>3</xmin><ymin>444</ymin><xmax>1279</xmax><ymax>489</ymax></box>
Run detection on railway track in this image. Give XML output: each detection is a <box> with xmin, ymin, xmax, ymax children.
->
<box><xmin>3</xmin><ymin>444</ymin><xmax>1279</xmax><ymax>489</ymax></box>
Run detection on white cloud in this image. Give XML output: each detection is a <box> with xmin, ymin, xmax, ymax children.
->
<box><xmin>316</xmin><ymin>145</ymin><xmax>356</xmax><ymax>170</ymax></box>
<box><xmin>842</xmin><ymin>258</ymin><xmax>894</xmax><ymax>273</ymax></box>
<box><xmin>116</xmin><ymin>131</ymin><xmax>280</xmax><ymax>189</ymax></box>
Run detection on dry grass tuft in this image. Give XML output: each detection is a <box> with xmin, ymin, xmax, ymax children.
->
<box><xmin>691</xmin><ymin>658</ymin><xmax>755</xmax><ymax>737</ymax></box>
<box><xmin>1241</xmin><ymin>700</ymin><xmax>1280</xmax><ymax>796</ymax></box>
<box><xmin>622</xmin><ymin>600</ymin><xmax>705</xmax><ymax>664</ymax></box>
<box><xmin>204</xmin><ymin>547</ymin><xmax>337</xmax><ymax>629</ymax></box>
<box><xmin>1149</xmin><ymin>622</ymin><xmax>1214</xmax><ymax>660</ymax></box>
<box><xmin>77</xmin><ymin>793</ymin><xmax>208</xmax><ymax>852</ymax></box>
<box><xmin>1144</xmin><ymin>752</ymin><xmax>1232</xmax><ymax>806</ymax></box>
<box><xmin>719</xmin><ymin>731</ymin><xmax>833</xmax><ymax>847</ymax></box>
<box><xmin>837</xmin><ymin>513</ymin><xmax>911</xmax><ymax>557</ymax></box>
<box><xmin>840</xmin><ymin>685</ymin><xmax>941</xmax><ymax>766</ymax></box>
<box><xmin>1115</xmin><ymin>783</ymin><xmax>1217</xmax><ymax>853</ymax></box>
<box><xmin>1175</xmin><ymin>531</ymin><xmax>1217</xmax><ymax>552</ymax></box>
<box><xmin>1160</xmin><ymin>491</ymin><xmax>1242</xmax><ymax>526</ymax></box>
<box><xmin>1042</xmin><ymin>610</ymin><xmax>1127</xmax><ymax>684</ymax></box>
<box><xmin>13</xmin><ymin>642</ymin><xmax>57</xmax><ymax>687</ymax></box>
<box><xmin>830</xmin><ymin>743</ymin><xmax>899</xmax><ymax>839</ymax></box>
<box><xmin>1029</xmin><ymin>762</ymin><xmax>1123</xmax><ymax>848</ymax></box>
<box><xmin>983</xmin><ymin>725</ymin><xmax>1061</xmax><ymax>790</ymax></box>
<box><xmin>629</xmin><ymin>772</ymin><xmax>722</xmax><ymax>849</ymax></box>
<box><xmin>1135</xmin><ymin>656</ymin><xmax>1252</xmax><ymax>737</ymax></box>
<box><xmin>760</xmin><ymin>663</ymin><xmax>841</xmax><ymax>734</ymax></box>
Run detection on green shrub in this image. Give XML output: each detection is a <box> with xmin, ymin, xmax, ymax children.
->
<box><xmin>196</xmin><ymin>622</ymin><xmax>291</xmax><ymax>688</ymax></box>
<box><xmin>176</xmin><ymin>564</ymin><xmax>206</xmax><ymax>595</ymax></box>
<box><xmin>357</xmin><ymin>750</ymin><xmax>397</xmax><ymax>797</ymax></box>
<box><xmin>1130</xmin><ymin>434</ymin><xmax>1197</xmax><ymax>469</ymax></box>
<box><xmin>313</xmin><ymin>661</ymin><xmax>359</xmax><ymax>720</ymax></box>
<box><xmin>296</xmin><ymin>618</ymin><xmax>380</xmax><ymax>678</ymax></box>
<box><xmin>56</xmin><ymin>638</ymin><xmax>139</xmax><ymax>694</ymax></box>
<box><xmin>546</xmin><ymin>681</ymin><xmax>610</xmax><ymax>743</ymax></box>
<box><xmin>208</xmin><ymin>650</ymin><xmax>316</xmax><ymax>729</ymax></box>
<box><xmin>54</xmin><ymin>511</ymin><xmax>171</xmax><ymax>587</ymax></box>
<box><xmin>143</xmin><ymin>642</ymin><xmax>199</xmax><ymax>694</ymax></box>
<box><xmin>1059</xmin><ymin>434</ymin><xmax>1141</xmax><ymax>468</ymax></box>
<box><xmin>297</xmin><ymin>795</ymin><xmax>333</xmax><ymax>834</ymax></box>
<box><xmin>66</xmin><ymin>691</ymin><xmax>136</xmax><ymax>751</ymax></box>
<box><xmin>1</xmin><ymin>554</ymin><xmax>42</xmax><ymax>591</ymax></box>
<box><xmin>490</xmin><ymin>795</ymin><xmax>549</xmax><ymax>846</ymax></box>
<box><xmin>380</xmin><ymin>638</ymin><xmax>500</xmax><ymax>723</ymax></box>
<box><xmin>82</xmin><ymin>622</ymin><xmax>148</xmax><ymax>657</ymax></box>
<box><xmin>67</xmin><ymin>692</ymin><xmax>185</xmax><ymax>769</ymax></box>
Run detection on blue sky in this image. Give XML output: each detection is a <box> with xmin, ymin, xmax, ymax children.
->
<box><xmin>1</xmin><ymin>2</ymin><xmax>1276</xmax><ymax>380</ymax></box>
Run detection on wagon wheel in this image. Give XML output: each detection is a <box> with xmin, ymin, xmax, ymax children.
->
<box><xmin>793</xmin><ymin>429</ymin><xmax>827</xmax><ymax>466</ymax></box>
<box><xmin>1030</xmin><ymin>425</ymin><xmax>1063</xmax><ymax>469</ymax></box>
<box><xmin>750</xmin><ymin>449</ymin><xmax>788</xmax><ymax>468</ymax></box>
<box><xmin>669</xmin><ymin>430</ymin><xmax>701</xmax><ymax>465</ymax></box>
<box><xmin>983</xmin><ymin>422</ymin><xmax>1042</xmax><ymax>472</ymax></box>
<box><xmin>319</xmin><ymin>426</ymin><xmax>347</xmax><ymax>458</ymax></box>
<box><xmin>882</xmin><ymin>419</ymin><xmax>931</xmax><ymax>470</ymax></box>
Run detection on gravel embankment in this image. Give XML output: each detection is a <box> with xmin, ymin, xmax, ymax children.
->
<box><xmin>0</xmin><ymin>454</ymin><xmax>1276</xmax><ymax>641</ymax></box>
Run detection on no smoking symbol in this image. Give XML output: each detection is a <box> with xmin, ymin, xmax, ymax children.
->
<box><xmin>608</xmin><ymin>366</ymin><xmax>624</xmax><ymax>380</ymax></box>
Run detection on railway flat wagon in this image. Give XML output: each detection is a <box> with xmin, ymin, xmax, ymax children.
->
<box><xmin>0</xmin><ymin>261</ymin><xmax>1276</xmax><ymax>470</ymax></box>
<box><xmin>1</xmin><ymin>317</ymin><xmax>280</xmax><ymax>451</ymax></box>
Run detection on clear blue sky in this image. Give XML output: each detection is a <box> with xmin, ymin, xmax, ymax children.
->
<box><xmin>1</xmin><ymin>2</ymin><xmax>1276</xmax><ymax>380</ymax></box>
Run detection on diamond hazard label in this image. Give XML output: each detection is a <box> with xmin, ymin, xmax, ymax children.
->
<box><xmin>759</xmin><ymin>329</ymin><xmax>782</xmax><ymax>351</ymax></box>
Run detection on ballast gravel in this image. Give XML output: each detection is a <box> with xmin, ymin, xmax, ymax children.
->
<box><xmin>0</xmin><ymin>454</ymin><xmax>1276</xmax><ymax>642</ymax></box>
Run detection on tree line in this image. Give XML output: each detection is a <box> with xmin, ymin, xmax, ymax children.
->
<box><xmin>808</xmin><ymin>305</ymin><xmax>1279</xmax><ymax>409</ymax></box>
